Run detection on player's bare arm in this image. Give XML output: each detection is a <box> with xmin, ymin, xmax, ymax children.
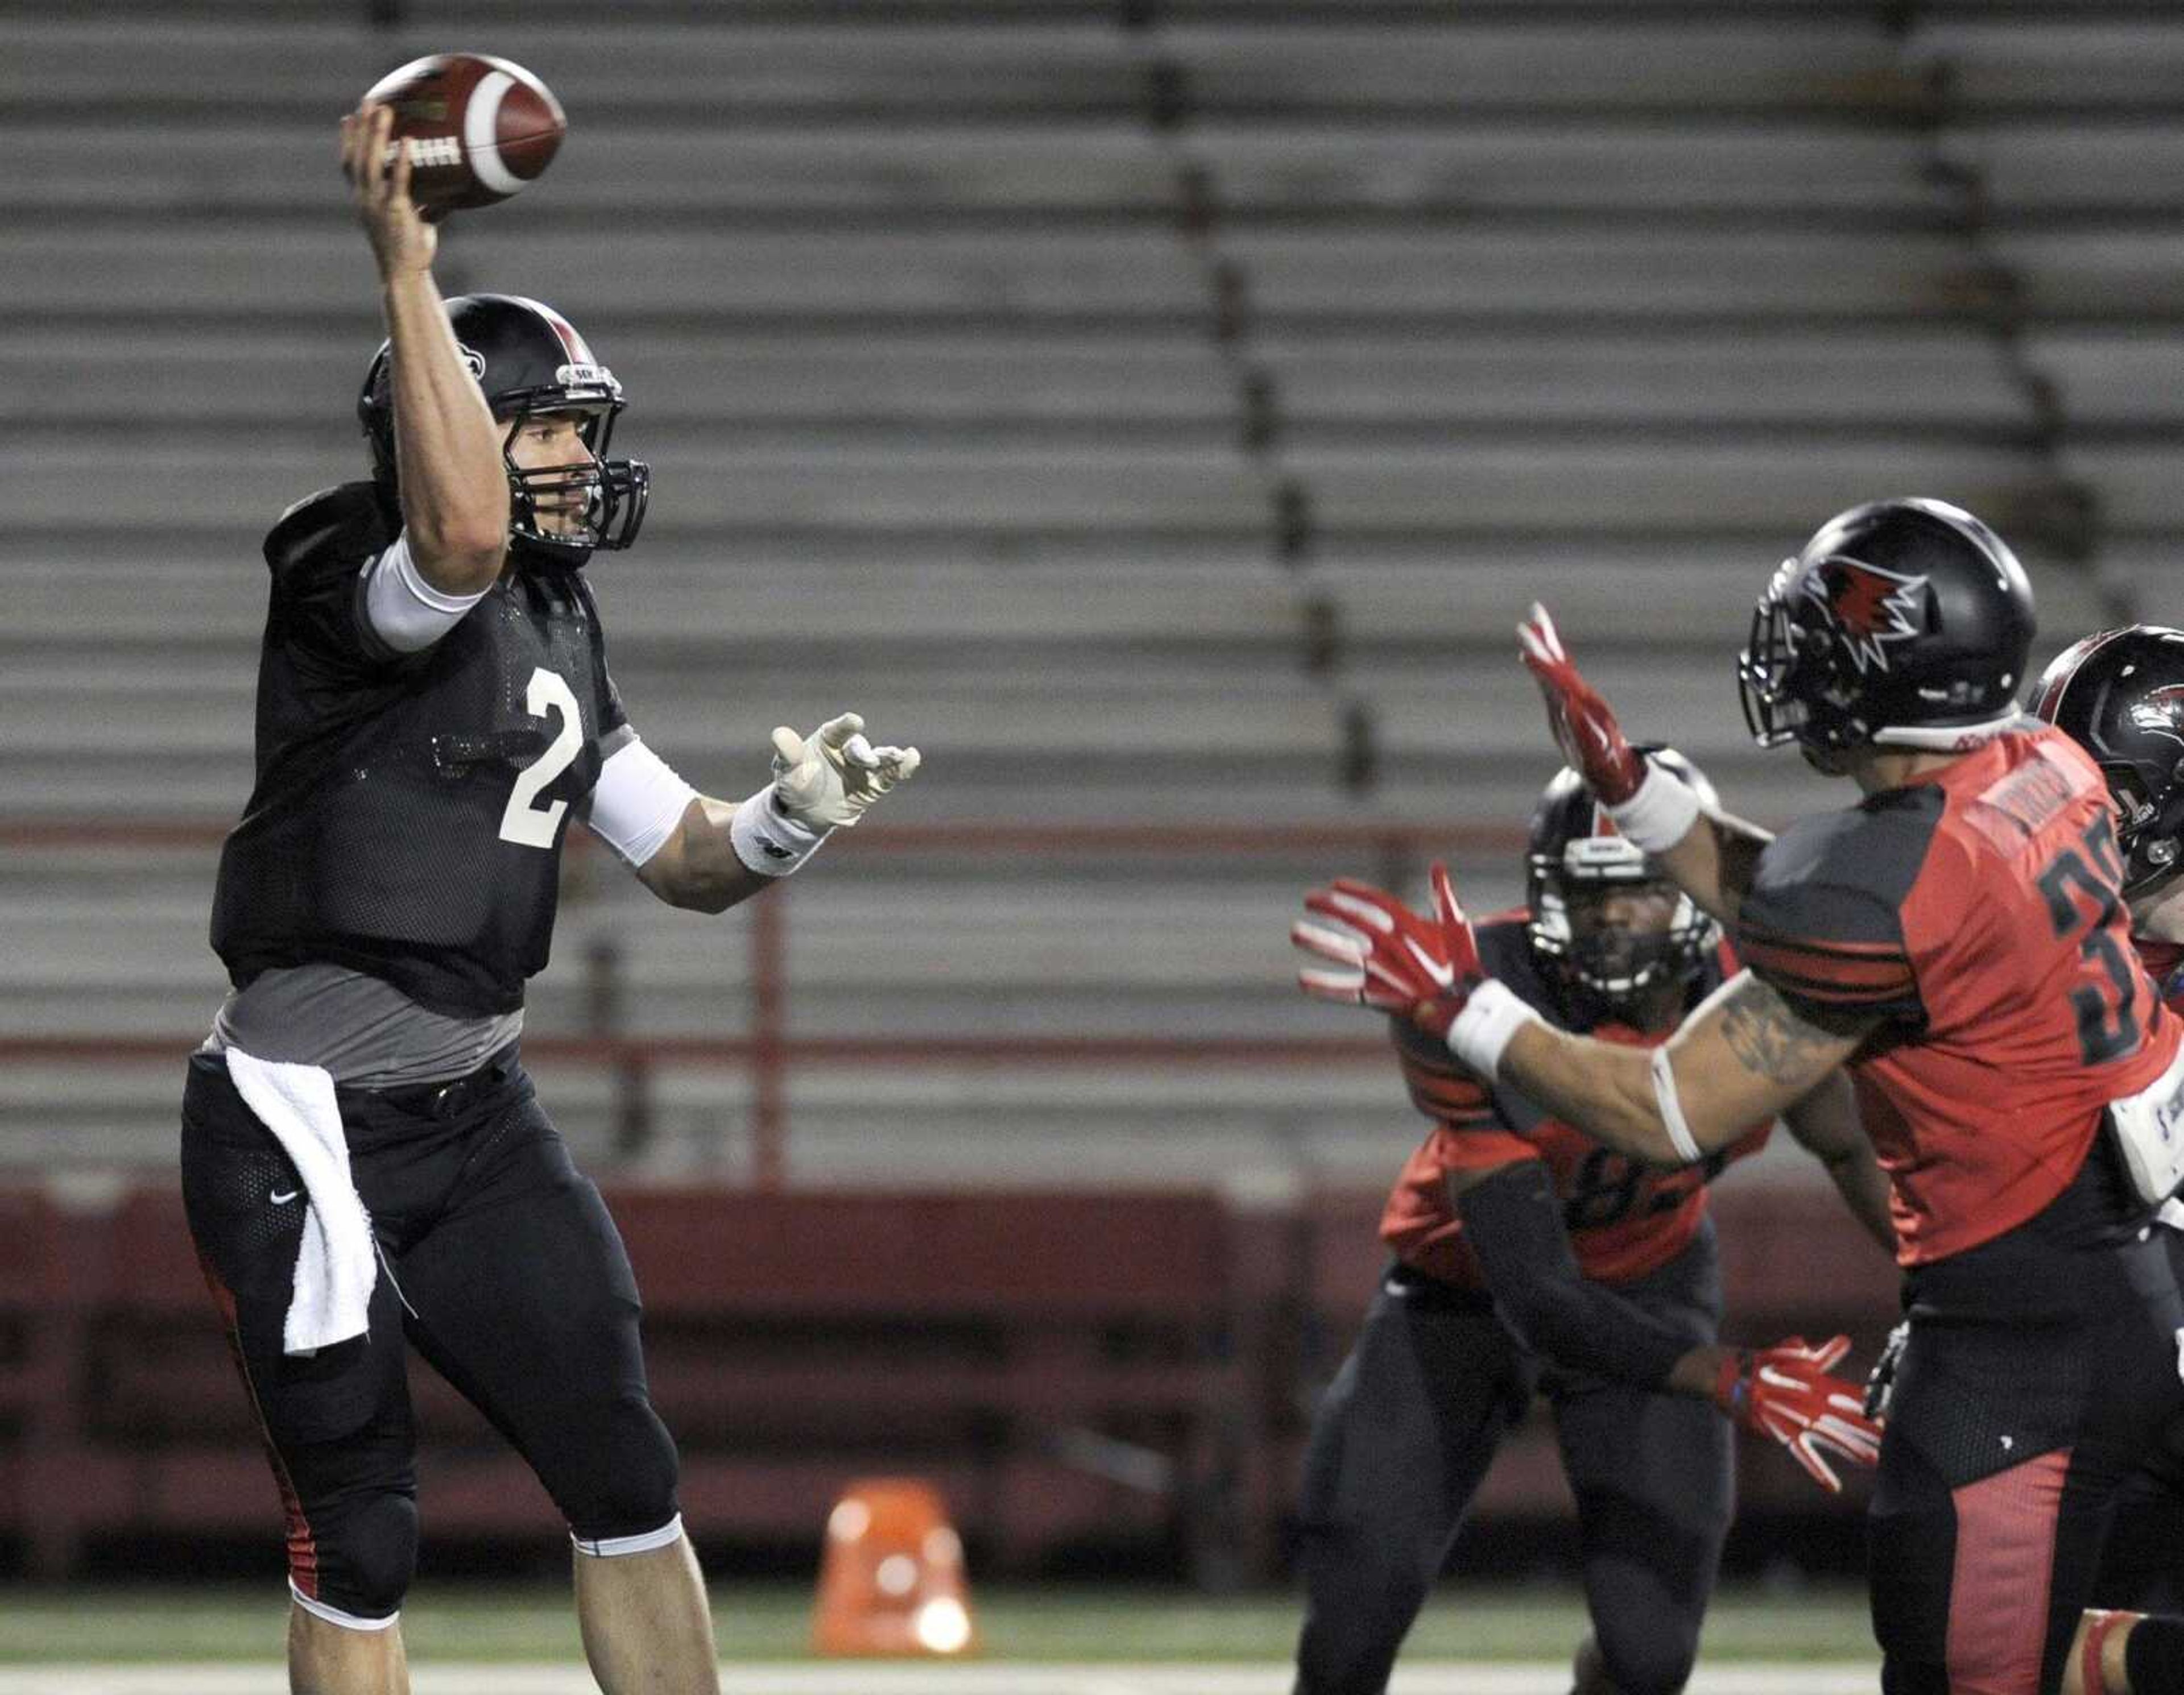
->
<box><xmin>1780</xmin><ymin>1070</ymin><xmax>1896</xmax><ymax>1254</ymax></box>
<box><xmin>1516</xmin><ymin>604</ymin><xmax>1771</xmax><ymax>926</ymax></box>
<box><xmin>1296</xmin><ymin>871</ymin><xmax>1874</xmax><ymax>1167</ymax></box>
<box><xmin>342</xmin><ymin>101</ymin><xmax>507</xmax><ymax>594</ymax></box>
<box><xmin>1494</xmin><ymin>970</ymin><xmax>1874</xmax><ymax>1168</ymax></box>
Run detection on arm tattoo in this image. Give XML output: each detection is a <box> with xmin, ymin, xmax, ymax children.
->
<box><xmin>1719</xmin><ymin>977</ymin><xmax>1841</xmax><ymax>1087</ymax></box>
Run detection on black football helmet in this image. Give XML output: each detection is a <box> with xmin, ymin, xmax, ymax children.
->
<box><xmin>2031</xmin><ymin>624</ymin><xmax>2184</xmax><ymax>900</ymax></box>
<box><xmin>1525</xmin><ymin>747</ymin><xmax>1722</xmax><ymax>1006</ymax></box>
<box><xmin>1738</xmin><ymin>497</ymin><xmax>2036</xmax><ymax>760</ymax></box>
<box><xmin>358</xmin><ymin>293</ymin><xmax>649</xmax><ymax>563</ymax></box>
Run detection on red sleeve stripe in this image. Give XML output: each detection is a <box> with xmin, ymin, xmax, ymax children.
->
<box><xmin>1744</xmin><ymin>962</ymin><xmax>1917</xmax><ymax>1006</ymax></box>
<box><xmin>1738</xmin><ymin>925</ymin><xmax>1908</xmax><ymax>960</ymax></box>
<box><xmin>1417</xmin><ymin>1108</ymin><xmax>1500</xmax><ymax>1132</ymax></box>
<box><xmin>1753</xmin><ymin>973</ymin><xmax>1912</xmax><ymax>1006</ymax></box>
<box><xmin>1405</xmin><ymin>1083</ymin><xmax>1495</xmax><ymax>1121</ymax></box>
<box><xmin>1398</xmin><ymin>1053</ymin><xmax>1486</xmax><ymax>1091</ymax></box>
<box><xmin>1739</xmin><ymin>939</ymin><xmax>1915</xmax><ymax>994</ymax></box>
<box><xmin>1403</xmin><ymin>1063</ymin><xmax>1487</xmax><ymax>1098</ymax></box>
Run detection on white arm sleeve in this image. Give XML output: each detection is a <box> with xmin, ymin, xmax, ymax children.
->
<box><xmin>359</xmin><ymin>532</ymin><xmax>492</xmax><ymax>653</ymax></box>
<box><xmin>584</xmin><ymin>736</ymin><xmax>699</xmax><ymax>868</ymax></box>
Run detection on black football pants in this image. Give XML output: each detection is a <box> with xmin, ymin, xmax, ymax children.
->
<box><xmin>1868</xmin><ymin>1149</ymin><xmax>2184</xmax><ymax>1695</ymax></box>
<box><xmin>1291</xmin><ymin>1242</ymin><xmax>1731</xmax><ymax>1695</ymax></box>
<box><xmin>2092</xmin><ymin>1227</ymin><xmax>2184</xmax><ymax>1613</ymax></box>
<box><xmin>180</xmin><ymin>1049</ymin><xmax>680</xmax><ymax>1620</ymax></box>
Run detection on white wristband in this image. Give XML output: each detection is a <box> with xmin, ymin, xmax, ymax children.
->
<box><xmin>1606</xmin><ymin>758</ymin><xmax>1702</xmax><ymax>855</ymax></box>
<box><xmin>1649</xmin><ymin>1045</ymin><xmax>1705</xmax><ymax>1163</ymax></box>
<box><xmin>1445</xmin><ymin>980</ymin><xmax>1545</xmax><ymax>1082</ymax></box>
<box><xmin>728</xmin><ymin>782</ymin><xmax>831</xmax><ymax>876</ymax></box>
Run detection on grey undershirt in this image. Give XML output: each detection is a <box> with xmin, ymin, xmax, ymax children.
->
<box><xmin>201</xmin><ymin>962</ymin><xmax>522</xmax><ymax>1088</ymax></box>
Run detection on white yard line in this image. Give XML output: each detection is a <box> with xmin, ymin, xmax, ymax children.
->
<box><xmin>0</xmin><ymin>1665</ymin><xmax>1878</xmax><ymax>1694</ymax></box>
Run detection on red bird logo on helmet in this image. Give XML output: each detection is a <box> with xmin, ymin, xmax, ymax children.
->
<box><xmin>1804</xmin><ymin>556</ymin><xmax>1929</xmax><ymax>674</ymax></box>
<box><xmin>2130</xmin><ymin>684</ymin><xmax>2184</xmax><ymax>747</ymax></box>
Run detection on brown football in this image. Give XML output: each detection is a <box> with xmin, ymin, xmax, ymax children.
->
<box><xmin>361</xmin><ymin>52</ymin><xmax>566</xmax><ymax>215</ymax></box>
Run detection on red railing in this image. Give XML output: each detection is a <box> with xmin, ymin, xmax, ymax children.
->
<box><xmin>3</xmin><ymin>818</ymin><xmax>1529</xmax><ymax>1188</ymax></box>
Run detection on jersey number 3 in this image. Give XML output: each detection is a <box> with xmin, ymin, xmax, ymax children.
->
<box><xmin>2037</xmin><ymin>814</ymin><xmax>2142</xmax><ymax>1066</ymax></box>
<box><xmin>499</xmin><ymin>668</ymin><xmax>584</xmax><ymax>849</ymax></box>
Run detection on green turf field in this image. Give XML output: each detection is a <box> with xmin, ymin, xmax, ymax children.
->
<box><xmin>0</xmin><ymin>1582</ymin><xmax>1872</xmax><ymax>1664</ymax></box>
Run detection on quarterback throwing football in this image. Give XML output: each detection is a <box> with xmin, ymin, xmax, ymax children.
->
<box><xmin>178</xmin><ymin>103</ymin><xmax>917</xmax><ymax>1695</ymax></box>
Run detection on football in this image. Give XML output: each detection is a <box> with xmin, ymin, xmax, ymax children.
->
<box><xmin>361</xmin><ymin>52</ymin><xmax>566</xmax><ymax>216</ymax></box>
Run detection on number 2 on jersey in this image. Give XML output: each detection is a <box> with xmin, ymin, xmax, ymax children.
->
<box><xmin>2036</xmin><ymin>813</ymin><xmax>2142</xmax><ymax>1066</ymax></box>
<box><xmin>498</xmin><ymin>667</ymin><xmax>584</xmax><ymax>848</ymax></box>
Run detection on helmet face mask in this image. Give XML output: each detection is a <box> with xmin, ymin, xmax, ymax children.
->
<box><xmin>1525</xmin><ymin>749</ymin><xmax>1721</xmax><ymax>1010</ymax></box>
<box><xmin>1738</xmin><ymin>498</ymin><xmax>2036</xmax><ymax>762</ymax></box>
<box><xmin>1531</xmin><ymin>857</ymin><xmax>1704</xmax><ymax>1002</ymax></box>
<box><xmin>498</xmin><ymin>401</ymin><xmax>645</xmax><ymax>556</ymax></box>
<box><xmin>2030</xmin><ymin>624</ymin><xmax>2184</xmax><ymax>901</ymax></box>
<box><xmin>358</xmin><ymin>293</ymin><xmax>651</xmax><ymax>565</ymax></box>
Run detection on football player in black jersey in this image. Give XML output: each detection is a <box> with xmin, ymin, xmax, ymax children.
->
<box><xmin>180</xmin><ymin>103</ymin><xmax>918</xmax><ymax>1695</ymax></box>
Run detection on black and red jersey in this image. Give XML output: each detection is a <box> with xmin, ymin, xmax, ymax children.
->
<box><xmin>1379</xmin><ymin>913</ymin><xmax>1769</xmax><ymax>1287</ymax></box>
<box><xmin>1738</xmin><ymin>724</ymin><xmax>2181</xmax><ymax>1266</ymax></box>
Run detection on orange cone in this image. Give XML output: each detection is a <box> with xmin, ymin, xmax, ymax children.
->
<box><xmin>812</xmin><ymin>1477</ymin><xmax>978</xmax><ymax>1657</ymax></box>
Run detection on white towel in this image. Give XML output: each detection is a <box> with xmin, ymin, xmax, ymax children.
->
<box><xmin>223</xmin><ymin>1049</ymin><xmax>378</xmax><ymax>1356</ymax></box>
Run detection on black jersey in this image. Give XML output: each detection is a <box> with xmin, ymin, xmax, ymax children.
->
<box><xmin>210</xmin><ymin>483</ymin><xmax>627</xmax><ymax>1016</ymax></box>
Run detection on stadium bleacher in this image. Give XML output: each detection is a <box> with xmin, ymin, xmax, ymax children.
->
<box><xmin>7</xmin><ymin>1</ymin><xmax>2181</xmax><ymax>1184</ymax></box>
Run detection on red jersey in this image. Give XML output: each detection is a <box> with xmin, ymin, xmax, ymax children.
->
<box><xmin>1379</xmin><ymin>914</ymin><xmax>1771</xmax><ymax>1288</ymax></box>
<box><xmin>1738</xmin><ymin>724</ymin><xmax>2182</xmax><ymax>1266</ymax></box>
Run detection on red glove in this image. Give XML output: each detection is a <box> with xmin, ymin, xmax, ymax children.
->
<box><xmin>1292</xmin><ymin>862</ymin><xmax>1483</xmax><ymax>1038</ymax></box>
<box><xmin>1516</xmin><ymin>603</ymin><xmax>1647</xmax><ymax>806</ymax></box>
<box><xmin>1712</xmin><ymin>1334</ymin><xmax>1885</xmax><ymax>1495</ymax></box>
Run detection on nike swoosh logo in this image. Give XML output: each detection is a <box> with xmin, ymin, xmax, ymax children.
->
<box><xmin>1404</xmin><ymin>937</ymin><xmax>1454</xmax><ymax>989</ymax></box>
<box><xmin>270</xmin><ymin>1189</ymin><xmax>299</xmax><ymax>1205</ymax></box>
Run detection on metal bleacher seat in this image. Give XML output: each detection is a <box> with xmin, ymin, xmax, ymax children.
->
<box><xmin>1905</xmin><ymin>18</ymin><xmax>2184</xmax><ymax>115</ymax></box>
<box><xmin>1261</xmin><ymin>329</ymin><xmax>2033</xmax><ymax>436</ymax></box>
<box><xmin>1188</xmin><ymin>124</ymin><xmax>1956</xmax><ymax>219</ymax></box>
<box><xmin>1159</xmin><ymin>16</ymin><xmax>1925</xmax><ymax>116</ymax></box>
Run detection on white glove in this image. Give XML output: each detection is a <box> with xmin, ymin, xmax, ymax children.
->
<box><xmin>728</xmin><ymin>711</ymin><xmax>921</xmax><ymax>877</ymax></box>
<box><xmin>769</xmin><ymin>712</ymin><xmax>921</xmax><ymax>829</ymax></box>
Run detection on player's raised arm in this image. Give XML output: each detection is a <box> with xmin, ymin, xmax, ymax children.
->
<box><xmin>1516</xmin><ymin>604</ymin><xmax>1772</xmax><ymax>927</ymax></box>
<box><xmin>341</xmin><ymin>100</ymin><xmax>507</xmax><ymax>594</ymax></box>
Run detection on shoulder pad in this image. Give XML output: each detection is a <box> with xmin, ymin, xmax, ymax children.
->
<box><xmin>262</xmin><ymin>482</ymin><xmax>396</xmax><ymax>578</ymax></box>
<box><xmin>1750</xmin><ymin>791</ymin><xmax>1942</xmax><ymax>941</ymax></box>
<box><xmin>1740</xmin><ymin>797</ymin><xmax>1935</xmax><ymax>1018</ymax></box>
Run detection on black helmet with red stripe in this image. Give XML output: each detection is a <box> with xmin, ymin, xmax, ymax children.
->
<box><xmin>2031</xmin><ymin>624</ymin><xmax>2184</xmax><ymax>900</ymax></box>
<box><xmin>1739</xmin><ymin>497</ymin><xmax>2036</xmax><ymax>761</ymax></box>
<box><xmin>1525</xmin><ymin>746</ymin><xmax>1721</xmax><ymax>1006</ymax></box>
<box><xmin>358</xmin><ymin>293</ymin><xmax>649</xmax><ymax>563</ymax></box>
